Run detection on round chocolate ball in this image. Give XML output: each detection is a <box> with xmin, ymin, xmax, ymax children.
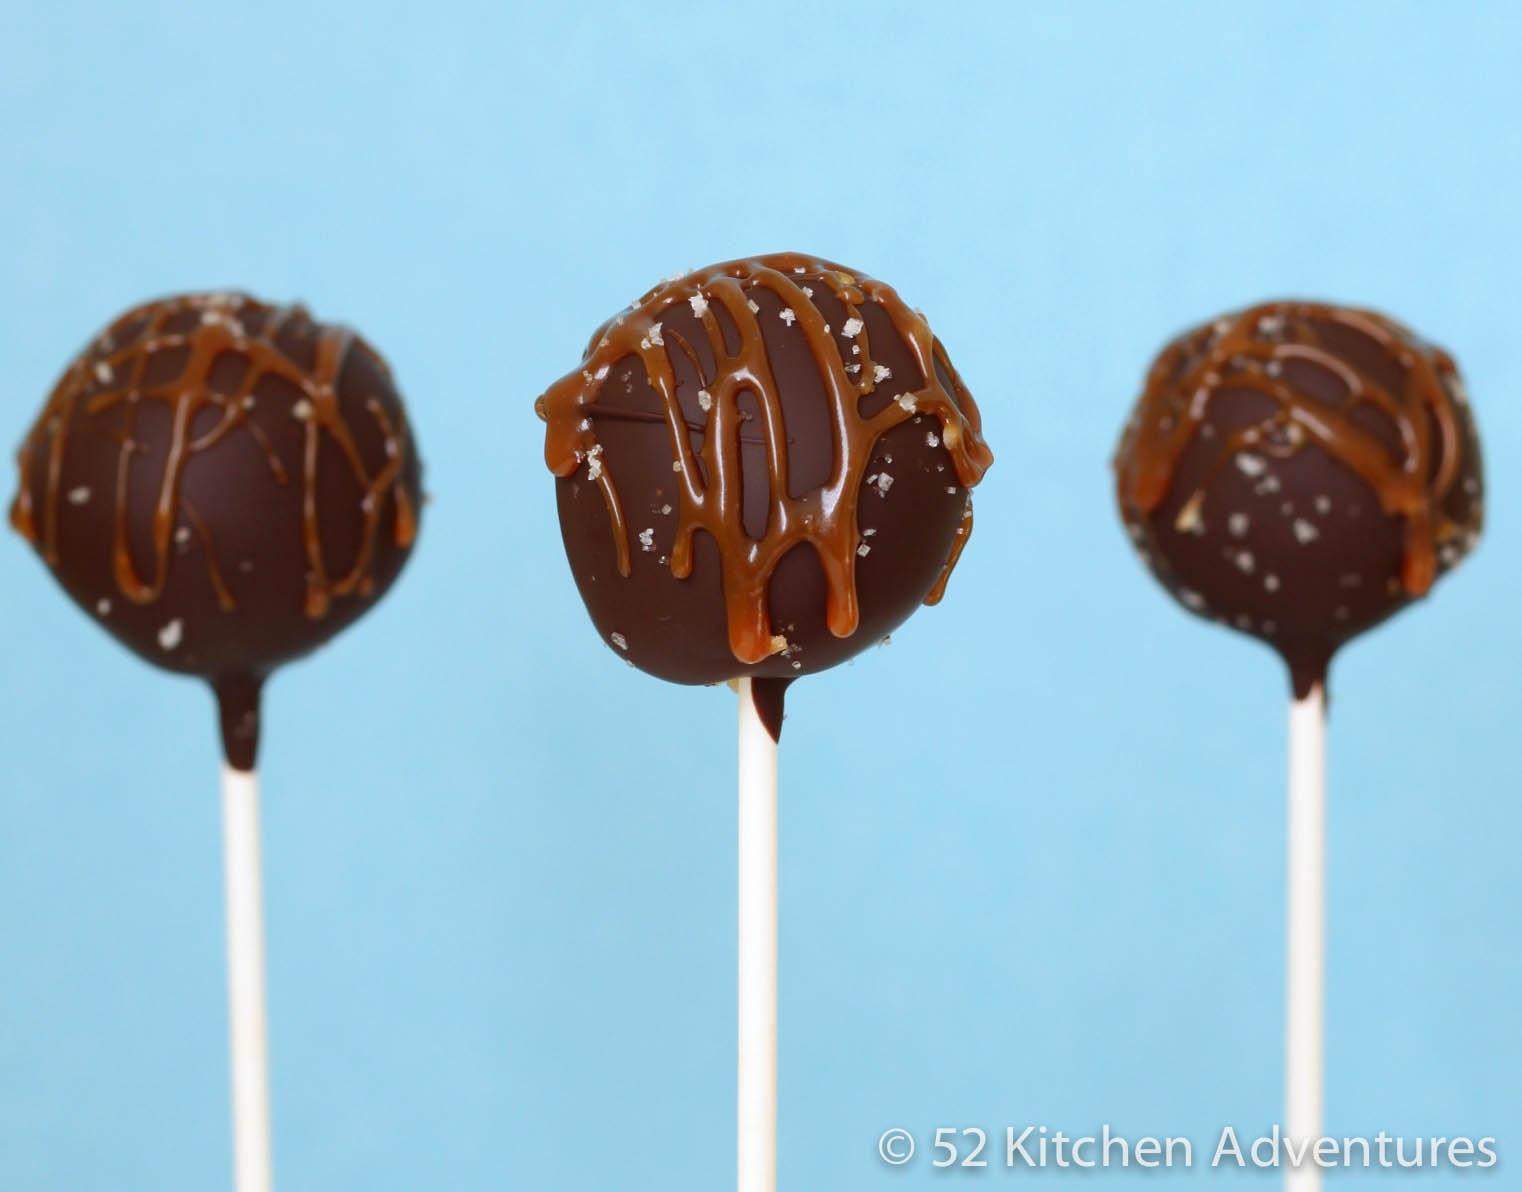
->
<box><xmin>9</xmin><ymin>292</ymin><xmax>424</xmax><ymax>765</ymax></box>
<box><xmin>1113</xmin><ymin>300</ymin><xmax>1483</xmax><ymax>695</ymax></box>
<box><xmin>537</xmin><ymin>253</ymin><xmax>993</xmax><ymax>696</ymax></box>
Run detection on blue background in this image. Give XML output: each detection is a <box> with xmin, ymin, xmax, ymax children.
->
<box><xmin>2</xmin><ymin>2</ymin><xmax>1518</xmax><ymax>1188</ymax></box>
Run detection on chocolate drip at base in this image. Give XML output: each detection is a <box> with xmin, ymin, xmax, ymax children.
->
<box><xmin>214</xmin><ymin>672</ymin><xmax>266</xmax><ymax>771</ymax></box>
<box><xmin>749</xmin><ymin>677</ymin><xmax>792</xmax><ymax>743</ymax></box>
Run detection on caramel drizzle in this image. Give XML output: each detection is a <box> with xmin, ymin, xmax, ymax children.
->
<box><xmin>1115</xmin><ymin>301</ymin><xmax>1470</xmax><ymax>597</ymax></box>
<box><xmin>536</xmin><ymin>253</ymin><xmax>993</xmax><ymax>665</ymax></box>
<box><xmin>9</xmin><ymin>293</ymin><xmax>416</xmax><ymax>619</ymax></box>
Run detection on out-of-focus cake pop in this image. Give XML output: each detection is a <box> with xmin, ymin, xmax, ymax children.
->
<box><xmin>10</xmin><ymin>290</ymin><xmax>424</xmax><ymax>1192</ymax></box>
<box><xmin>11</xmin><ymin>292</ymin><xmax>422</xmax><ymax>766</ymax></box>
<box><xmin>1114</xmin><ymin>300</ymin><xmax>1482</xmax><ymax>694</ymax></box>
<box><xmin>1112</xmin><ymin>298</ymin><xmax>1483</xmax><ymax>1192</ymax></box>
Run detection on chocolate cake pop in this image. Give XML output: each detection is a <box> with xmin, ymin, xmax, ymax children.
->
<box><xmin>538</xmin><ymin>253</ymin><xmax>992</xmax><ymax>1191</ymax></box>
<box><xmin>536</xmin><ymin>252</ymin><xmax>993</xmax><ymax>724</ymax></box>
<box><xmin>10</xmin><ymin>292</ymin><xmax>423</xmax><ymax>766</ymax></box>
<box><xmin>1113</xmin><ymin>300</ymin><xmax>1482</xmax><ymax>695</ymax></box>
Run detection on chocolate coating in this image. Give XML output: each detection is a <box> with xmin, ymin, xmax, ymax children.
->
<box><xmin>10</xmin><ymin>293</ymin><xmax>423</xmax><ymax>767</ymax></box>
<box><xmin>1114</xmin><ymin>301</ymin><xmax>1483</xmax><ymax>695</ymax></box>
<box><xmin>537</xmin><ymin>254</ymin><xmax>993</xmax><ymax>711</ymax></box>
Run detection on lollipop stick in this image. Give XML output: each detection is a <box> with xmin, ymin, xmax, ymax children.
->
<box><xmin>737</xmin><ymin>678</ymin><xmax>779</xmax><ymax>1192</ymax></box>
<box><xmin>222</xmin><ymin>765</ymin><xmax>274</xmax><ymax>1192</ymax></box>
<box><xmin>1285</xmin><ymin>685</ymin><xmax>1325</xmax><ymax>1191</ymax></box>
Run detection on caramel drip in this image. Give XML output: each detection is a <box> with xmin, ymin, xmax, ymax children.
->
<box><xmin>537</xmin><ymin>254</ymin><xmax>993</xmax><ymax>665</ymax></box>
<box><xmin>9</xmin><ymin>294</ymin><xmax>414</xmax><ymax>618</ymax></box>
<box><xmin>1116</xmin><ymin>301</ymin><xmax>1468</xmax><ymax>598</ymax></box>
<box><xmin>924</xmin><ymin>496</ymin><xmax>974</xmax><ymax>606</ymax></box>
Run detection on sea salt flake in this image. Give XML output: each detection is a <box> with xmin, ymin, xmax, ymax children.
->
<box><xmin>1173</xmin><ymin>491</ymin><xmax>1206</xmax><ymax>535</ymax></box>
<box><xmin>697</xmin><ymin>389</ymin><xmax>713</xmax><ymax>412</ymax></box>
<box><xmin>842</xmin><ymin>317</ymin><xmax>864</xmax><ymax>338</ymax></box>
<box><xmin>1265</xmin><ymin>573</ymin><xmax>1281</xmax><ymax>592</ymax></box>
<box><xmin>158</xmin><ymin>619</ymin><xmax>183</xmax><ymax>650</ymax></box>
<box><xmin>638</xmin><ymin>528</ymin><xmax>654</xmax><ymax>551</ymax></box>
<box><xmin>857</xmin><ymin>542</ymin><xmax>871</xmax><ymax>557</ymax></box>
<box><xmin>874</xmin><ymin>474</ymin><xmax>894</xmax><ymax>497</ymax></box>
<box><xmin>873</xmin><ymin>364</ymin><xmax>892</xmax><ymax>383</ymax></box>
<box><xmin>67</xmin><ymin>486</ymin><xmax>91</xmax><ymax>505</ymax></box>
<box><xmin>1228</xmin><ymin>512</ymin><xmax>1250</xmax><ymax>537</ymax></box>
<box><xmin>93</xmin><ymin>361</ymin><xmax>112</xmax><ymax>384</ymax></box>
<box><xmin>779</xmin><ymin>309</ymin><xmax>796</xmax><ymax>327</ymax></box>
<box><xmin>610</xmin><ymin>632</ymin><xmax>628</xmax><ymax>651</ymax></box>
<box><xmin>688</xmin><ymin>294</ymin><xmax>709</xmax><ymax>317</ymax></box>
<box><xmin>1292</xmin><ymin>518</ymin><xmax>1320</xmax><ymax>544</ymax></box>
<box><xmin>1235</xmin><ymin>452</ymin><xmax>1267</xmax><ymax>477</ymax></box>
<box><xmin>747</xmin><ymin>299</ymin><xmax>760</xmax><ymax>313</ymax></box>
<box><xmin>896</xmin><ymin>392</ymin><xmax>916</xmax><ymax>412</ymax></box>
<box><xmin>96</xmin><ymin>598</ymin><xmax>111</xmax><ymax>615</ymax></box>
<box><xmin>926</xmin><ymin>431</ymin><xmax>940</xmax><ymax>448</ymax></box>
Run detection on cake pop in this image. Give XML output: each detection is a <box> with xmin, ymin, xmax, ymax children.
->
<box><xmin>537</xmin><ymin>252</ymin><xmax>992</xmax><ymax>1190</ymax></box>
<box><xmin>10</xmin><ymin>291</ymin><xmax>424</xmax><ymax>1191</ymax></box>
<box><xmin>1112</xmin><ymin>299</ymin><xmax>1481</xmax><ymax>1192</ymax></box>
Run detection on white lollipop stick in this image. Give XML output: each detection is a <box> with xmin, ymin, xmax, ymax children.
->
<box><xmin>1285</xmin><ymin>685</ymin><xmax>1325</xmax><ymax>1192</ymax></box>
<box><xmin>222</xmin><ymin>765</ymin><xmax>274</xmax><ymax>1192</ymax></box>
<box><xmin>737</xmin><ymin>678</ymin><xmax>779</xmax><ymax>1192</ymax></box>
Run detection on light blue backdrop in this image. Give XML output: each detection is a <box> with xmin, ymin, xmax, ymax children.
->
<box><xmin>2</xmin><ymin>2</ymin><xmax>1517</xmax><ymax>1188</ymax></box>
